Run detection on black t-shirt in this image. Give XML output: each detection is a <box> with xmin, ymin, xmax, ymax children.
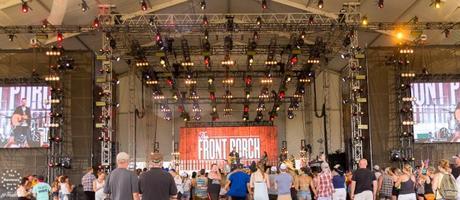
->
<box><xmin>451</xmin><ymin>165</ymin><xmax>460</xmax><ymax>179</ymax></box>
<box><xmin>139</xmin><ymin>168</ymin><xmax>178</xmax><ymax>200</ymax></box>
<box><xmin>352</xmin><ymin>168</ymin><xmax>376</xmax><ymax>194</ymax></box>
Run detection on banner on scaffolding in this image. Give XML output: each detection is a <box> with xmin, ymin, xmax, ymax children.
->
<box><xmin>179</xmin><ymin>126</ymin><xmax>278</xmax><ymax>170</ymax></box>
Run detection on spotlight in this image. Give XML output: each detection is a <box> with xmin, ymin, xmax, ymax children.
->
<box><xmin>8</xmin><ymin>34</ymin><xmax>15</xmax><ymax>42</ymax></box>
<box><xmin>396</xmin><ymin>31</ymin><xmax>404</xmax><ymax>40</ymax></box>
<box><xmin>378</xmin><ymin>0</ymin><xmax>384</xmax><ymax>8</ymax></box>
<box><xmin>317</xmin><ymin>0</ymin><xmax>324</xmax><ymax>9</ymax></box>
<box><xmin>140</xmin><ymin>0</ymin><xmax>148</xmax><ymax>11</ymax></box>
<box><xmin>256</xmin><ymin>16</ymin><xmax>262</xmax><ymax>25</ymax></box>
<box><xmin>262</xmin><ymin>0</ymin><xmax>267</xmax><ymax>9</ymax></box>
<box><xmin>434</xmin><ymin>0</ymin><xmax>441</xmax><ymax>8</ymax></box>
<box><xmin>80</xmin><ymin>0</ymin><xmax>89</xmax><ymax>12</ymax></box>
<box><xmin>57</xmin><ymin>32</ymin><xmax>63</xmax><ymax>42</ymax></box>
<box><xmin>290</xmin><ymin>55</ymin><xmax>298</xmax><ymax>65</ymax></box>
<box><xmin>93</xmin><ymin>17</ymin><xmax>100</xmax><ymax>28</ymax></box>
<box><xmin>361</xmin><ymin>16</ymin><xmax>368</xmax><ymax>26</ymax></box>
<box><xmin>245</xmin><ymin>75</ymin><xmax>252</xmax><ymax>86</ymax></box>
<box><xmin>253</xmin><ymin>31</ymin><xmax>259</xmax><ymax>40</ymax></box>
<box><xmin>203</xmin><ymin>15</ymin><xmax>209</xmax><ymax>25</ymax></box>
<box><xmin>248</xmin><ymin>55</ymin><xmax>254</xmax><ymax>66</ymax></box>
<box><xmin>147</xmin><ymin>17</ymin><xmax>155</xmax><ymax>27</ymax></box>
<box><xmin>204</xmin><ymin>29</ymin><xmax>209</xmax><ymax>40</ymax></box>
<box><xmin>300</xmin><ymin>31</ymin><xmax>306</xmax><ymax>39</ymax></box>
<box><xmin>200</xmin><ymin>0</ymin><xmax>206</xmax><ymax>10</ymax></box>
<box><xmin>42</xmin><ymin>19</ymin><xmax>49</xmax><ymax>28</ymax></box>
<box><xmin>21</xmin><ymin>1</ymin><xmax>30</xmax><ymax>13</ymax></box>
<box><xmin>287</xmin><ymin>110</ymin><xmax>294</xmax><ymax>119</ymax></box>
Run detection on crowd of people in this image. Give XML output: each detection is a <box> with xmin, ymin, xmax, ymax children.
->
<box><xmin>17</xmin><ymin>152</ymin><xmax>460</xmax><ymax>200</ymax></box>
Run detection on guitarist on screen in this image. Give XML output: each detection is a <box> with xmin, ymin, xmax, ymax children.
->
<box><xmin>4</xmin><ymin>98</ymin><xmax>31</xmax><ymax>148</ymax></box>
<box><xmin>451</xmin><ymin>103</ymin><xmax>460</xmax><ymax>142</ymax></box>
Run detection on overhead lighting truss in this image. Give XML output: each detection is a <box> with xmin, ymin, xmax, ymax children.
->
<box><xmin>1</xmin><ymin>13</ymin><xmax>457</xmax><ymax>34</ymax></box>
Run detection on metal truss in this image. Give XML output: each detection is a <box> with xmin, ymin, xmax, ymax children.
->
<box><xmin>0</xmin><ymin>13</ymin><xmax>457</xmax><ymax>34</ymax></box>
<box><xmin>97</xmin><ymin>36</ymin><xmax>115</xmax><ymax>172</ymax></box>
<box><xmin>155</xmin><ymin>96</ymin><xmax>298</xmax><ymax>105</ymax></box>
<box><xmin>185</xmin><ymin>121</ymin><xmax>273</xmax><ymax>127</ymax></box>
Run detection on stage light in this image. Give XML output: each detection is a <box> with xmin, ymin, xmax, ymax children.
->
<box><xmin>8</xmin><ymin>34</ymin><xmax>15</xmax><ymax>42</ymax></box>
<box><xmin>245</xmin><ymin>75</ymin><xmax>252</xmax><ymax>86</ymax></box>
<box><xmin>93</xmin><ymin>17</ymin><xmax>100</xmax><ymax>28</ymax></box>
<box><xmin>21</xmin><ymin>1</ymin><xmax>30</xmax><ymax>13</ymax></box>
<box><xmin>136</xmin><ymin>61</ymin><xmax>149</xmax><ymax>67</ymax></box>
<box><xmin>317</xmin><ymin>0</ymin><xmax>323</xmax><ymax>9</ymax></box>
<box><xmin>287</xmin><ymin>110</ymin><xmax>294</xmax><ymax>119</ymax></box>
<box><xmin>46</xmin><ymin>123</ymin><xmax>60</xmax><ymax>128</ymax></box>
<box><xmin>308</xmin><ymin>15</ymin><xmax>314</xmax><ymax>24</ymax></box>
<box><xmin>46</xmin><ymin>48</ymin><xmax>62</xmax><ymax>56</ymax></box>
<box><xmin>160</xmin><ymin>57</ymin><xmax>167</xmax><ymax>67</ymax></box>
<box><xmin>203</xmin><ymin>15</ymin><xmax>208</xmax><ymax>25</ymax></box>
<box><xmin>361</xmin><ymin>16</ymin><xmax>368</xmax><ymax>26</ymax></box>
<box><xmin>289</xmin><ymin>56</ymin><xmax>298</xmax><ymax>65</ymax></box>
<box><xmin>244</xmin><ymin>105</ymin><xmax>249</xmax><ymax>112</ymax></box>
<box><xmin>285</xmin><ymin>76</ymin><xmax>292</xmax><ymax>83</ymax></box>
<box><xmin>221</xmin><ymin>60</ymin><xmax>235</xmax><ymax>66</ymax></box>
<box><xmin>194</xmin><ymin>113</ymin><xmax>201</xmax><ymax>121</ymax></box>
<box><xmin>224</xmin><ymin>107</ymin><xmax>232</xmax><ymax>112</ymax></box>
<box><xmin>299</xmin><ymin>77</ymin><xmax>311</xmax><ymax>83</ymax></box>
<box><xmin>253</xmin><ymin>31</ymin><xmax>259</xmax><ymax>40</ymax></box>
<box><xmin>300</xmin><ymin>31</ymin><xmax>306</xmax><ymax>39</ymax></box>
<box><xmin>265</xmin><ymin>60</ymin><xmax>277</xmax><ymax>65</ymax></box>
<box><xmin>434</xmin><ymin>0</ymin><xmax>441</xmax><ymax>8</ymax></box>
<box><xmin>185</xmin><ymin>79</ymin><xmax>197</xmax><ymax>85</ymax></box>
<box><xmin>181</xmin><ymin>61</ymin><xmax>194</xmax><ymax>67</ymax></box>
<box><xmin>57</xmin><ymin>32</ymin><xmax>63</xmax><ymax>42</ymax></box>
<box><xmin>402</xmin><ymin>121</ymin><xmax>415</xmax><ymax>125</ymax></box>
<box><xmin>378</xmin><ymin>0</ymin><xmax>384</xmax><ymax>8</ymax></box>
<box><xmin>208</xmin><ymin>77</ymin><xmax>214</xmax><ymax>85</ymax></box>
<box><xmin>204</xmin><ymin>56</ymin><xmax>210</xmax><ymax>67</ymax></box>
<box><xmin>261</xmin><ymin>78</ymin><xmax>273</xmax><ymax>84</ymax></box>
<box><xmin>400</xmin><ymin>72</ymin><xmax>416</xmax><ymax>78</ymax></box>
<box><xmin>399</xmin><ymin>48</ymin><xmax>414</xmax><ymax>54</ymax></box>
<box><xmin>255</xmin><ymin>112</ymin><xmax>263</xmax><ymax>121</ymax></box>
<box><xmin>224</xmin><ymin>36</ymin><xmax>233</xmax><ymax>51</ymax></box>
<box><xmin>204</xmin><ymin>29</ymin><xmax>209</xmax><ymax>40</ymax></box>
<box><xmin>247</xmin><ymin>55</ymin><xmax>254</xmax><ymax>66</ymax></box>
<box><xmin>146</xmin><ymin>80</ymin><xmax>158</xmax><ymax>85</ymax></box>
<box><xmin>396</xmin><ymin>31</ymin><xmax>404</xmax><ymax>40</ymax></box>
<box><xmin>443</xmin><ymin>28</ymin><xmax>450</xmax><ymax>38</ymax></box>
<box><xmin>256</xmin><ymin>16</ymin><xmax>262</xmax><ymax>25</ymax></box>
<box><xmin>212</xmin><ymin>105</ymin><xmax>217</xmax><ymax>112</ymax></box>
<box><xmin>307</xmin><ymin>59</ymin><xmax>320</xmax><ymax>64</ymax></box>
<box><xmin>279</xmin><ymin>91</ymin><xmax>286</xmax><ymax>99</ymax></box>
<box><xmin>269</xmin><ymin>115</ymin><xmax>275</xmax><ymax>121</ymax></box>
<box><xmin>200</xmin><ymin>0</ymin><xmax>206</xmax><ymax>10</ymax></box>
<box><xmin>42</xmin><ymin>19</ymin><xmax>49</xmax><ymax>28</ymax></box>
<box><xmin>210</xmin><ymin>92</ymin><xmax>216</xmax><ymax>100</ymax></box>
<box><xmin>45</xmin><ymin>75</ymin><xmax>60</xmax><ymax>82</ymax></box>
<box><xmin>140</xmin><ymin>0</ymin><xmax>148</xmax><ymax>11</ymax></box>
<box><xmin>245</xmin><ymin>91</ymin><xmax>251</xmax><ymax>99</ymax></box>
<box><xmin>181</xmin><ymin>112</ymin><xmax>190</xmax><ymax>122</ymax></box>
<box><xmin>80</xmin><ymin>0</ymin><xmax>89</xmax><ymax>12</ymax></box>
<box><xmin>262</xmin><ymin>0</ymin><xmax>267</xmax><ymax>9</ymax></box>
<box><xmin>223</xmin><ymin>90</ymin><xmax>233</xmax><ymax>99</ymax></box>
<box><xmin>173</xmin><ymin>94</ymin><xmax>178</xmax><ymax>100</ymax></box>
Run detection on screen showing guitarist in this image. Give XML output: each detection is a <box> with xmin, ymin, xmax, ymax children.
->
<box><xmin>4</xmin><ymin>98</ymin><xmax>31</xmax><ymax>147</ymax></box>
<box><xmin>228</xmin><ymin>147</ymin><xmax>240</xmax><ymax>166</ymax></box>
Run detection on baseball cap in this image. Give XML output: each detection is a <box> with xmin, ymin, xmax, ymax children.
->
<box><xmin>453</xmin><ymin>154</ymin><xmax>460</xmax><ymax>159</ymax></box>
<box><xmin>180</xmin><ymin>172</ymin><xmax>188</xmax><ymax>177</ymax></box>
<box><xmin>280</xmin><ymin>163</ymin><xmax>287</xmax><ymax>170</ymax></box>
<box><xmin>271</xmin><ymin>166</ymin><xmax>277</xmax><ymax>172</ymax></box>
<box><xmin>150</xmin><ymin>152</ymin><xmax>163</xmax><ymax>163</ymax></box>
<box><xmin>334</xmin><ymin>164</ymin><xmax>341</xmax><ymax>169</ymax></box>
<box><xmin>373</xmin><ymin>165</ymin><xmax>380</xmax><ymax>171</ymax></box>
<box><xmin>37</xmin><ymin>175</ymin><xmax>45</xmax><ymax>181</ymax></box>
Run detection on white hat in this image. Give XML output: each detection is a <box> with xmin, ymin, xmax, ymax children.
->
<box><xmin>271</xmin><ymin>166</ymin><xmax>277</xmax><ymax>172</ymax></box>
<box><xmin>321</xmin><ymin>162</ymin><xmax>330</xmax><ymax>170</ymax></box>
<box><xmin>373</xmin><ymin>165</ymin><xmax>380</xmax><ymax>171</ymax></box>
<box><xmin>180</xmin><ymin>172</ymin><xmax>188</xmax><ymax>177</ymax></box>
<box><xmin>280</xmin><ymin>163</ymin><xmax>287</xmax><ymax>170</ymax></box>
<box><xmin>116</xmin><ymin>152</ymin><xmax>130</xmax><ymax>163</ymax></box>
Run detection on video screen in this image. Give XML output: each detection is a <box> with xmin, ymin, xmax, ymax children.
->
<box><xmin>412</xmin><ymin>82</ymin><xmax>460</xmax><ymax>143</ymax></box>
<box><xmin>0</xmin><ymin>86</ymin><xmax>51</xmax><ymax>148</ymax></box>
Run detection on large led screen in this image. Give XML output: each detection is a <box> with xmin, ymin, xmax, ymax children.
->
<box><xmin>0</xmin><ymin>86</ymin><xmax>51</xmax><ymax>148</ymax></box>
<box><xmin>412</xmin><ymin>82</ymin><xmax>460</xmax><ymax>143</ymax></box>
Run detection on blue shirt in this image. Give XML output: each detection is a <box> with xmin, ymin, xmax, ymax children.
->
<box><xmin>227</xmin><ymin>171</ymin><xmax>250</xmax><ymax>197</ymax></box>
<box><xmin>332</xmin><ymin>175</ymin><xmax>346</xmax><ymax>188</ymax></box>
<box><xmin>275</xmin><ymin>172</ymin><xmax>293</xmax><ymax>195</ymax></box>
<box><xmin>32</xmin><ymin>182</ymin><xmax>51</xmax><ymax>200</ymax></box>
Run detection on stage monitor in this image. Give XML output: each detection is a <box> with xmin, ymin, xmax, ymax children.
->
<box><xmin>0</xmin><ymin>86</ymin><xmax>51</xmax><ymax>148</ymax></box>
<box><xmin>411</xmin><ymin>82</ymin><xmax>460</xmax><ymax>143</ymax></box>
<box><xmin>179</xmin><ymin>126</ymin><xmax>278</xmax><ymax>171</ymax></box>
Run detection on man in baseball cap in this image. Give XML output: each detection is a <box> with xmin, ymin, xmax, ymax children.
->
<box><xmin>139</xmin><ymin>152</ymin><xmax>177</xmax><ymax>200</ymax></box>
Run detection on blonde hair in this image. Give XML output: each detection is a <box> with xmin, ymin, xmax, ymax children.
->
<box><xmin>438</xmin><ymin>159</ymin><xmax>450</xmax><ymax>171</ymax></box>
<box><xmin>403</xmin><ymin>164</ymin><xmax>412</xmax><ymax>174</ymax></box>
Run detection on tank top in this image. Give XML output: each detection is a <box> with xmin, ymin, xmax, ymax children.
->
<box><xmin>195</xmin><ymin>177</ymin><xmax>208</xmax><ymax>198</ymax></box>
<box><xmin>60</xmin><ymin>183</ymin><xmax>70</xmax><ymax>194</ymax></box>
<box><xmin>399</xmin><ymin>179</ymin><xmax>415</xmax><ymax>195</ymax></box>
<box><xmin>424</xmin><ymin>178</ymin><xmax>434</xmax><ymax>194</ymax></box>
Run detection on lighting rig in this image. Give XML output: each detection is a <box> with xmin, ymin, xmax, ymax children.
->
<box><xmin>95</xmin><ymin>32</ymin><xmax>117</xmax><ymax>172</ymax></box>
<box><xmin>393</xmin><ymin>44</ymin><xmax>415</xmax><ymax>164</ymax></box>
<box><xmin>45</xmin><ymin>46</ymin><xmax>73</xmax><ymax>182</ymax></box>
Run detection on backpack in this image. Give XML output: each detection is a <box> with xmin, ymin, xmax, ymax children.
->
<box><xmin>438</xmin><ymin>174</ymin><xmax>458</xmax><ymax>200</ymax></box>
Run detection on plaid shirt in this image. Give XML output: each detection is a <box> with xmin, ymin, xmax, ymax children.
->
<box><xmin>82</xmin><ymin>172</ymin><xmax>96</xmax><ymax>191</ymax></box>
<box><xmin>314</xmin><ymin>171</ymin><xmax>334</xmax><ymax>197</ymax></box>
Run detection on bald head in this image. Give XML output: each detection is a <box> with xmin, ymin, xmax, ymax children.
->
<box><xmin>358</xmin><ymin>159</ymin><xmax>368</xmax><ymax>169</ymax></box>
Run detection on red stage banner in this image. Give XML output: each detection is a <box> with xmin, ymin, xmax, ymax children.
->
<box><xmin>179</xmin><ymin>126</ymin><xmax>278</xmax><ymax>171</ymax></box>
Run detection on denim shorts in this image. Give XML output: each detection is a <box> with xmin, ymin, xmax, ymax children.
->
<box><xmin>297</xmin><ymin>190</ymin><xmax>312</xmax><ymax>200</ymax></box>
